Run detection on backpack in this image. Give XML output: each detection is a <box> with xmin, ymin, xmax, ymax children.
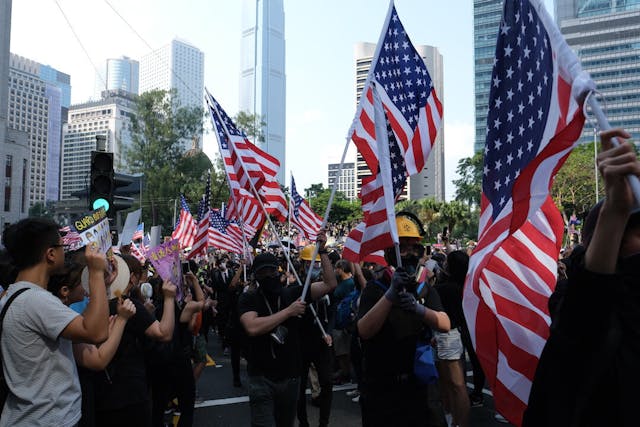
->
<box><xmin>335</xmin><ymin>288</ymin><xmax>360</xmax><ymax>330</ymax></box>
<box><xmin>0</xmin><ymin>287</ymin><xmax>30</xmax><ymax>413</ymax></box>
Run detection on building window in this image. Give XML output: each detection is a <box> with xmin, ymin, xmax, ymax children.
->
<box><xmin>4</xmin><ymin>155</ymin><xmax>12</xmax><ymax>212</ymax></box>
<box><xmin>21</xmin><ymin>159</ymin><xmax>27</xmax><ymax>213</ymax></box>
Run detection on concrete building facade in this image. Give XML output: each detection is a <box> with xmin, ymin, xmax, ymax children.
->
<box><xmin>327</xmin><ymin>162</ymin><xmax>357</xmax><ymax>201</ymax></box>
<box><xmin>240</xmin><ymin>0</ymin><xmax>286</xmax><ymax>185</ymax></box>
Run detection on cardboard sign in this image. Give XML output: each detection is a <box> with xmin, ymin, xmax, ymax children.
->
<box><xmin>119</xmin><ymin>209</ymin><xmax>142</xmax><ymax>246</ymax></box>
<box><xmin>71</xmin><ymin>207</ymin><xmax>112</xmax><ymax>255</ymax></box>
<box><xmin>147</xmin><ymin>238</ymin><xmax>183</xmax><ymax>300</ymax></box>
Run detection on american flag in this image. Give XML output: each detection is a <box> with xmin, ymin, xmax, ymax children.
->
<box><xmin>343</xmin><ymin>3</ymin><xmax>442</xmax><ymax>263</ymax></box>
<box><xmin>132</xmin><ymin>223</ymin><xmax>144</xmax><ymax>241</ymax></box>
<box><xmin>142</xmin><ymin>233</ymin><xmax>151</xmax><ymax>254</ymax></box>
<box><xmin>226</xmin><ymin>188</ymin><xmax>265</xmax><ymax>237</ymax></box>
<box><xmin>188</xmin><ymin>172</ymin><xmax>211</xmax><ymax>260</ymax></box>
<box><xmin>209</xmin><ymin>209</ymin><xmax>243</xmax><ymax>254</ymax></box>
<box><xmin>130</xmin><ymin>241</ymin><xmax>146</xmax><ymax>263</ymax></box>
<box><xmin>172</xmin><ymin>195</ymin><xmax>197</xmax><ymax>249</ymax></box>
<box><xmin>290</xmin><ymin>175</ymin><xmax>323</xmax><ymax>241</ymax></box>
<box><xmin>462</xmin><ymin>1</ymin><xmax>594</xmax><ymax>424</ymax></box>
<box><xmin>206</xmin><ymin>89</ymin><xmax>288</xmax><ymax>223</ymax></box>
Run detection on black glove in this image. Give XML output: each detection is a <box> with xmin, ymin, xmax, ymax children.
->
<box><xmin>398</xmin><ymin>292</ymin><xmax>426</xmax><ymax>318</ymax></box>
<box><xmin>385</xmin><ymin>269</ymin><xmax>410</xmax><ymax>304</ymax></box>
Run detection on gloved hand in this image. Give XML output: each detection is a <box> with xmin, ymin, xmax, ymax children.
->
<box><xmin>385</xmin><ymin>268</ymin><xmax>410</xmax><ymax>304</ymax></box>
<box><xmin>398</xmin><ymin>292</ymin><xmax>426</xmax><ymax>318</ymax></box>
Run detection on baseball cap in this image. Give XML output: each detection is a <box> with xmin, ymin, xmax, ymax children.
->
<box><xmin>251</xmin><ymin>253</ymin><xmax>279</xmax><ymax>273</ymax></box>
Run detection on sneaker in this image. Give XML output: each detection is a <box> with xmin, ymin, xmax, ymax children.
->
<box><xmin>469</xmin><ymin>393</ymin><xmax>484</xmax><ymax>407</ymax></box>
<box><xmin>494</xmin><ymin>413</ymin><xmax>509</xmax><ymax>423</ymax></box>
<box><xmin>351</xmin><ymin>395</ymin><xmax>360</xmax><ymax>403</ymax></box>
<box><xmin>346</xmin><ymin>389</ymin><xmax>360</xmax><ymax>397</ymax></box>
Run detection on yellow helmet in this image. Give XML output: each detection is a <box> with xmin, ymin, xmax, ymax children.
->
<box><xmin>300</xmin><ymin>244</ymin><xmax>321</xmax><ymax>261</ymax></box>
<box><xmin>396</xmin><ymin>212</ymin><xmax>424</xmax><ymax>239</ymax></box>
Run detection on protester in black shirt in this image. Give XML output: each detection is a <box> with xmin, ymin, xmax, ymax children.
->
<box><xmin>357</xmin><ymin>212</ymin><xmax>450</xmax><ymax>427</ymax></box>
<box><xmin>239</xmin><ymin>229</ymin><xmax>337</xmax><ymax>427</ymax></box>
<box><xmin>524</xmin><ymin>128</ymin><xmax>640</xmax><ymax>427</ymax></box>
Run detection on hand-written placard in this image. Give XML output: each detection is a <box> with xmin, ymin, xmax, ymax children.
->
<box><xmin>71</xmin><ymin>208</ymin><xmax>112</xmax><ymax>255</ymax></box>
<box><xmin>148</xmin><ymin>239</ymin><xmax>183</xmax><ymax>300</ymax></box>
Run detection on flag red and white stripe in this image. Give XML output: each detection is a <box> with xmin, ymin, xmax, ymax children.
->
<box><xmin>130</xmin><ymin>241</ymin><xmax>146</xmax><ymax>264</ymax></box>
<box><xmin>188</xmin><ymin>173</ymin><xmax>212</xmax><ymax>260</ymax></box>
<box><xmin>290</xmin><ymin>175</ymin><xmax>323</xmax><ymax>241</ymax></box>
<box><xmin>172</xmin><ymin>195</ymin><xmax>197</xmax><ymax>249</ymax></box>
<box><xmin>462</xmin><ymin>1</ymin><xmax>595</xmax><ymax>424</ymax></box>
<box><xmin>209</xmin><ymin>209</ymin><xmax>244</xmax><ymax>254</ymax></box>
<box><xmin>342</xmin><ymin>3</ymin><xmax>442</xmax><ymax>263</ymax></box>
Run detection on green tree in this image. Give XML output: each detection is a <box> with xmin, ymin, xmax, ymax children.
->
<box><xmin>552</xmin><ymin>141</ymin><xmax>602</xmax><ymax>220</ymax></box>
<box><xmin>234</xmin><ymin>111</ymin><xmax>266</xmax><ymax>143</ymax></box>
<box><xmin>453</xmin><ymin>152</ymin><xmax>484</xmax><ymax>210</ymax></box>
<box><xmin>304</xmin><ymin>184</ymin><xmax>361</xmax><ymax>223</ymax></box>
<box><xmin>29</xmin><ymin>201</ymin><xmax>55</xmax><ymax>218</ymax></box>
<box><xmin>125</xmin><ymin>89</ymin><xmax>207</xmax><ymax>230</ymax></box>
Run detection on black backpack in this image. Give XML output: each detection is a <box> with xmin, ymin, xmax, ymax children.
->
<box><xmin>0</xmin><ymin>287</ymin><xmax>30</xmax><ymax>414</ymax></box>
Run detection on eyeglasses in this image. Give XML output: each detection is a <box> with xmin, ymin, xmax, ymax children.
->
<box><xmin>50</xmin><ymin>244</ymin><xmax>70</xmax><ymax>250</ymax></box>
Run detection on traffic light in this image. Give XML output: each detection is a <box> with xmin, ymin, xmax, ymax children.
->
<box><xmin>89</xmin><ymin>151</ymin><xmax>114</xmax><ymax>215</ymax></box>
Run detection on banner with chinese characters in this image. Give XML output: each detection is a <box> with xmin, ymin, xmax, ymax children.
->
<box><xmin>71</xmin><ymin>207</ymin><xmax>112</xmax><ymax>255</ymax></box>
<box><xmin>147</xmin><ymin>238</ymin><xmax>183</xmax><ymax>300</ymax></box>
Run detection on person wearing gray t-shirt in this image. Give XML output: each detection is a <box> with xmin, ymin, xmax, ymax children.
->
<box><xmin>0</xmin><ymin>218</ymin><xmax>110</xmax><ymax>426</ymax></box>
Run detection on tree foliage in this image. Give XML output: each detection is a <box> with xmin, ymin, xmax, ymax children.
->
<box><xmin>453</xmin><ymin>151</ymin><xmax>483</xmax><ymax>210</ymax></box>
<box><xmin>125</xmin><ymin>89</ymin><xmax>209</xmax><ymax>230</ymax></box>
<box><xmin>551</xmin><ymin>141</ymin><xmax>602</xmax><ymax>219</ymax></box>
<box><xmin>234</xmin><ymin>111</ymin><xmax>266</xmax><ymax>143</ymax></box>
<box><xmin>304</xmin><ymin>183</ymin><xmax>362</xmax><ymax>224</ymax></box>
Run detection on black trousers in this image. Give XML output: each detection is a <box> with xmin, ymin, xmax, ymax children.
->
<box><xmin>150</xmin><ymin>358</ymin><xmax>195</xmax><ymax>427</ymax></box>
<box><xmin>95</xmin><ymin>400</ymin><xmax>152</xmax><ymax>427</ymax></box>
<box><xmin>297</xmin><ymin>339</ymin><xmax>333</xmax><ymax>427</ymax></box>
<box><xmin>360</xmin><ymin>377</ymin><xmax>429</xmax><ymax>427</ymax></box>
<box><xmin>459</xmin><ymin>324</ymin><xmax>486</xmax><ymax>395</ymax></box>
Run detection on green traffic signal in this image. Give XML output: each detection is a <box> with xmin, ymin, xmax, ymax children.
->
<box><xmin>92</xmin><ymin>198</ymin><xmax>110</xmax><ymax>212</ymax></box>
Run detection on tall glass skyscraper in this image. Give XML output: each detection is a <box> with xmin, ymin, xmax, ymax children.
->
<box><xmin>106</xmin><ymin>56</ymin><xmax>139</xmax><ymax>94</ymax></box>
<box><xmin>556</xmin><ymin>0</ymin><xmax>640</xmax><ymax>144</ymax></box>
<box><xmin>473</xmin><ymin>0</ymin><xmax>503</xmax><ymax>153</ymax></box>
<box><xmin>239</xmin><ymin>0</ymin><xmax>286</xmax><ymax>186</ymax></box>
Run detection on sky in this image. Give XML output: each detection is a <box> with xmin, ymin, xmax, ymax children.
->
<box><xmin>10</xmin><ymin>0</ymin><xmax>554</xmax><ymax>200</ymax></box>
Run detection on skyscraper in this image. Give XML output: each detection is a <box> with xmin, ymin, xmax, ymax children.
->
<box><xmin>473</xmin><ymin>0</ymin><xmax>503</xmax><ymax>153</ymax></box>
<box><xmin>105</xmin><ymin>56</ymin><xmax>139</xmax><ymax>94</ymax></box>
<box><xmin>239</xmin><ymin>0</ymin><xmax>286</xmax><ymax>185</ymax></box>
<box><xmin>555</xmin><ymin>0</ymin><xmax>640</xmax><ymax>144</ymax></box>
<box><xmin>354</xmin><ymin>42</ymin><xmax>445</xmax><ymax>202</ymax></box>
<box><xmin>60</xmin><ymin>90</ymin><xmax>136</xmax><ymax>201</ymax></box>
<box><xmin>8</xmin><ymin>54</ymin><xmax>69</xmax><ymax>204</ymax></box>
<box><xmin>0</xmin><ymin>0</ymin><xmax>30</xmax><ymax>229</ymax></box>
<box><xmin>327</xmin><ymin>162</ymin><xmax>356</xmax><ymax>201</ymax></box>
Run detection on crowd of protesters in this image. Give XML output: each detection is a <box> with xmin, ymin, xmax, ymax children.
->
<box><xmin>1</xmin><ymin>128</ymin><xmax>636</xmax><ymax>427</ymax></box>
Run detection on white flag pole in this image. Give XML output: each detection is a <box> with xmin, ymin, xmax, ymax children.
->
<box><xmin>587</xmin><ymin>95</ymin><xmax>640</xmax><ymax>205</ymax></box>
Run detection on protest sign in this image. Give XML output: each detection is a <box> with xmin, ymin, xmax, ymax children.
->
<box><xmin>71</xmin><ymin>207</ymin><xmax>112</xmax><ymax>255</ymax></box>
<box><xmin>147</xmin><ymin>238</ymin><xmax>183</xmax><ymax>300</ymax></box>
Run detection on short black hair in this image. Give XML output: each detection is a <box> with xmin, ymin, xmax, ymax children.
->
<box><xmin>2</xmin><ymin>218</ymin><xmax>61</xmax><ymax>271</ymax></box>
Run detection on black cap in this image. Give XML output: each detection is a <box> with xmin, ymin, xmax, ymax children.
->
<box><xmin>251</xmin><ymin>253</ymin><xmax>279</xmax><ymax>273</ymax></box>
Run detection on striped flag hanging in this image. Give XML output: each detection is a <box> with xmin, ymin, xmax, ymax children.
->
<box><xmin>171</xmin><ymin>195</ymin><xmax>197</xmax><ymax>249</ymax></box>
<box><xmin>462</xmin><ymin>0</ymin><xmax>595</xmax><ymax>424</ymax></box>
<box><xmin>290</xmin><ymin>175</ymin><xmax>323</xmax><ymax>241</ymax></box>
<box><xmin>188</xmin><ymin>172</ymin><xmax>211</xmax><ymax>260</ymax></box>
<box><xmin>209</xmin><ymin>209</ymin><xmax>244</xmax><ymax>254</ymax></box>
<box><xmin>343</xmin><ymin>1</ymin><xmax>442</xmax><ymax>263</ymax></box>
<box><xmin>132</xmin><ymin>223</ymin><xmax>144</xmax><ymax>241</ymax></box>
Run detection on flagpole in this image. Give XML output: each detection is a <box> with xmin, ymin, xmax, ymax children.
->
<box><xmin>299</xmin><ymin>134</ymin><xmax>351</xmax><ymax>301</ymax></box>
<box><xmin>205</xmin><ymin>92</ymin><xmax>253</xmax><ymax>259</ymax></box>
<box><xmin>588</xmin><ymin>95</ymin><xmax>640</xmax><ymax>205</ymax></box>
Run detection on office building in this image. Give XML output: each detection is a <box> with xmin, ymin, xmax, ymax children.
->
<box><xmin>555</xmin><ymin>0</ymin><xmax>640</xmax><ymax>144</ymax></box>
<box><xmin>327</xmin><ymin>162</ymin><xmax>356</xmax><ymax>201</ymax></box>
<box><xmin>354</xmin><ymin>42</ymin><xmax>445</xmax><ymax>202</ymax></box>
<box><xmin>140</xmin><ymin>39</ymin><xmax>204</xmax><ymax>110</ymax></box>
<box><xmin>60</xmin><ymin>90</ymin><xmax>136</xmax><ymax>200</ymax></box>
<box><xmin>473</xmin><ymin>0</ymin><xmax>503</xmax><ymax>153</ymax></box>
<box><xmin>240</xmin><ymin>0</ymin><xmax>286</xmax><ymax>185</ymax></box>
<box><xmin>97</xmin><ymin>56</ymin><xmax>139</xmax><ymax>95</ymax></box>
<box><xmin>8</xmin><ymin>54</ymin><xmax>69</xmax><ymax>204</ymax></box>
<box><xmin>0</xmin><ymin>0</ymin><xmax>30</xmax><ymax>229</ymax></box>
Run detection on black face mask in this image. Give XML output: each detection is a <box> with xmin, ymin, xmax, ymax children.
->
<box><xmin>259</xmin><ymin>275</ymin><xmax>283</xmax><ymax>295</ymax></box>
<box><xmin>400</xmin><ymin>255</ymin><xmax>421</xmax><ymax>275</ymax></box>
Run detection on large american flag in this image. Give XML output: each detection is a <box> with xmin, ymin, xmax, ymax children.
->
<box><xmin>209</xmin><ymin>209</ymin><xmax>244</xmax><ymax>254</ymax></box>
<box><xmin>226</xmin><ymin>188</ymin><xmax>265</xmax><ymax>237</ymax></box>
<box><xmin>206</xmin><ymin>89</ymin><xmax>288</xmax><ymax>223</ymax></box>
<box><xmin>462</xmin><ymin>0</ymin><xmax>594</xmax><ymax>425</ymax></box>
<box><xmin>290</xmin><ymin>175</ymin><xmax>323</xmax><ymax>241</ymax></box>
<box><xmin>171</xmin><ymin>195</ymin><xmax>197</xmax><ymax>249</ymax></box>
<box><xmin>187</xmin><ymin>172</ymin><xmax>211</xmax><ymax>260</ymax></box>
<box><xmin>343</xmin><ymin>3</ymin><xmax>442</xmax><ymax>263</ymax></box>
